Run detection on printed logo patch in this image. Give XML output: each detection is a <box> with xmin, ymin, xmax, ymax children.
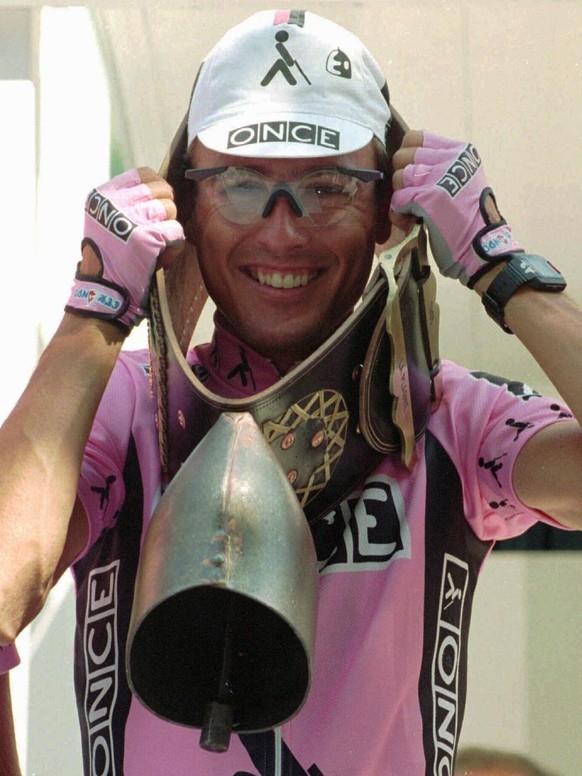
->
<box><xmin>436</xmin><ymin>144</ymin><xmax>482</xmax><ymax>198</ymax></box>
<box><xmin>83</xmin><ymin>560</ymin><xmax>120</xmax><ymax>776</ymax></box>
<box><xmin>326</xmin><ymin>48</ymin><xmax>352</xmax><ymax>79</ymax></box>
<box><xmin>317</xmin><ymin>474</ymin><xmax>411</xmax><ymax>574</ymax></box>
<box><xmin>431</xmin><ymin>554</ymin><xmax>469</xmax><ymax>775</ymax></box>
<box><xmin>73</xmin><ymin>286</ymin><xmax>122</xmax><ymax>313</ymax></box>
<box><xmin>227</xmin><ymin>120</ymin><xmax>340</xmax><ymax>151</ymax></box>
<box><xmin>85</xmin><ymin>189</ymin><xmax>137</xmax><ymax>243</ymax></box>
<box><xmin>480</xmin><ymin>224</ymin><xmax>519</xmax><ymax>257</ymax></box>
<box><xmin>261</xmin><ymin>30</ymin><xmax>311</xmax><ymax>86</ymax></box>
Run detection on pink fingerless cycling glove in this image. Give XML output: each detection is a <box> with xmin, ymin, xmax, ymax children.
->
<box><xmin>390</xmin><ymin>132</ymin><xmax>523</xmax><ymax>286</ymax></box>
<box><xmin>66</xmin><ymin>169</ymin><xmax>184</xmax><ymax>331</ymax></box>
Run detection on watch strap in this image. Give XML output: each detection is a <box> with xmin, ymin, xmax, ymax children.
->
<box><xmin>482</xmin><ymin>257</ymin><xmax>529</xmax><ymax>332</ymax></box>
<box><xmin>481</xmin><ymin>253</ymin><xmax>566</xmax><ymax>333</ymax></box>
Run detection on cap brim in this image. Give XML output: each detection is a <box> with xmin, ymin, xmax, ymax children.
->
<box><xmin>196</xmin><ymin>111</ymin><xmax>375</xmax><ymax>158</ymax></box>
<box><xmin>161</xmin><ymin>105</ymin><xmax>408</xmax><ymax>200</ymax></box>
<box><xmin>161</xmin><ymin>105</ymin><xmax>408</xmax><ymax>189</ymax></box>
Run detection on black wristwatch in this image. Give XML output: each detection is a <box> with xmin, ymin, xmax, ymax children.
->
<box><xmin>481</xmin><ymin>252</ymin><xmax>567</xmax><ymax>333</ymax></box>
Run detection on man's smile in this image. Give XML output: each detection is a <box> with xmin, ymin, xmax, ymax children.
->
<box><xmin>246</xmin><ymin>267</ymin><xmax>320</xmax><ymax>289</ymax></box>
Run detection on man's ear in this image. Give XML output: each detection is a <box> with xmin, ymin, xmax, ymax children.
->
<box><xmin>183</xmin><ymin>213</ymin><xmax>197</xmax><ymax>246</ymax></box>
<box><xmin>179</xmin><ymin>184</ymin><xmax>198</xmax><ymax>246</ymax></box>
<box><xmin>375</xmin><ymin>180</ymin><xmax>393</xmax><ymax>245</ymax></box>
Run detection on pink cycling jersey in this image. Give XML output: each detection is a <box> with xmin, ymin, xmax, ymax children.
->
<box><xmin>71</xmin><ymin>322</ymin><xmax>573</xmax><ymax>776</ymax></box>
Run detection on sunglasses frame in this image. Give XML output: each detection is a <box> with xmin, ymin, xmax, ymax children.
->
<box><xmin>183</xmin><ymin>165</ymin><xmax>385</xmax><ymax>225</ymax></box>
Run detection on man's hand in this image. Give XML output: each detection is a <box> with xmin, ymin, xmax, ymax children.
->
<box><xmin>65</xmin><ymin>167</ymin><xmax>185</xmax><ymax>332</ymax></box>
<box><xmin>390</xmin><ymin>131</ymin><xmax>522</xmax><ymax>287</ymax></box>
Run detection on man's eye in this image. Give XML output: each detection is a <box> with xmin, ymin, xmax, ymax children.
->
<box><xmin>312</xmin><ymin>183</ymin><xmax>346</xmax><ymax>195</ymax></box>
<box><xmin>303</xmin><ymin>172</ymin><xmax>354</xmax><ymax>197</ymax></box>
<box><xmin>226</xmin><ymin>181</ymin><xmax>263</xmax><ymax>193</ymax></box>
<box><xmin>221</xmin><ymin>172</ymin><xmax>265</xmax><ymax>194</ymax></box>
<box><xmin>306</xmin><ymin>180</ymin><xmax>342</xmax><ymax>194</ymax></box>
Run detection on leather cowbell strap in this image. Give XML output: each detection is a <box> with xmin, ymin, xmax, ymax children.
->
<box><xmin>148</xmin><ymin>223</ymin><xmax>439</xmax><ymax>525</ymax></box>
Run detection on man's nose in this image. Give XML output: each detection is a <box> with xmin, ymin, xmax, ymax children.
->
<box><xmin>256</xmin><ymin>190</ymin><xmax>310</xmax><ymax>246</ymax></box>
<box><xmin>261</xmin><ymin>185</ymin><xmax>304</xmax><ymax>219</ymax></box>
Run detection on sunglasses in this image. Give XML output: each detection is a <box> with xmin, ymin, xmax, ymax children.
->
<box><xmin>184</xmin><ymin>165</ymin><xmax>384</xmax><ymax>227</ymax></box>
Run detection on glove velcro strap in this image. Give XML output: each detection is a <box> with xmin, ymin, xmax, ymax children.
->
<box><xmin>471</xmin><ymin>188</ymin><xmax>522</xmax><ymax>263</ymax></box>
<box><xmin>475</xmin><ymin>222</ymin><xmax>521</xmax><ymax>259</ymax></box>
<box><xmin>65</xmin><ymin>272</ymin><xmax>131</xmax><ymax>330</ymax></box>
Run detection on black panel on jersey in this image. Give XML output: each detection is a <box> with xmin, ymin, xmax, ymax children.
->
<box><xmin>72</xmin><ymin>436</ymin><xmax>144</xmax><ymax>776</ymax></box>
<box><xmin>418</xmin><ymin>431</ymin><xmax>492</xmax><ymax>776</ymax></box>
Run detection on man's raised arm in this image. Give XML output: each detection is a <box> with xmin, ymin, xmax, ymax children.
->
<box><xmin>391</xmin><ymin>130</ymin><xmax>582</xmax><ymax>529</ymax></box>
<box><xmin>0</xmin><ymin>168</ymin><xmax>183</xmax><ymax>644</ymax></box>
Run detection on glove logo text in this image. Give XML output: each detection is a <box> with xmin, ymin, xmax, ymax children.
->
<box><xmin>436</xmin><ymin>144</ymin><xmax>482</xmax><ymax>198</ymax></box>
<box><xmin>480</xmin><ymin>225</ymin><xmax>518</xmax><ymax>257</ymax></box>
<box><xmin>86</xmin><ymin>189</ymin><xmax>137</xmax><ymax>243</ymax></box>
<box><xmin>73</xmin><ymin>287</ymin><xmax>122</xmax><ymax>312</ymax></box>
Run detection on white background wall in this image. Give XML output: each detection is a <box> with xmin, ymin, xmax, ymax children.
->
<box><xmin>1</xmin><ymin>2</ymin><xmax>581</xmax><ymax>774</ymax></box>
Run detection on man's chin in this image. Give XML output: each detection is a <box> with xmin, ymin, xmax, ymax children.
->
<box><xmin>217</xmin><ymin>309</ymin><xmax>352</xmax><ymax>372</ymax></box>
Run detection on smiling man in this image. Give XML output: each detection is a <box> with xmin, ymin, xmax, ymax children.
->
<box><xmin>1</xmin><ymin>9</ymin><xmax>582</xmax><ymax>776</ymax></box>
<box><xmin>186</xmin><ymin>146</ymin><xmax>388</xmax><ymax>372</ymax></box>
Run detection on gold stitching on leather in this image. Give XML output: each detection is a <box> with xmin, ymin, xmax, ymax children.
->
<box><xmin>262</xmin><ymin>390</ymin><xmax>348</xmax><ymax>506</ymax></box>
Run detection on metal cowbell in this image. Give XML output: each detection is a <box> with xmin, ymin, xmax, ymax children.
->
<box><xmin>126</xmin><ymin>411</ymin><xmax>318</xmax><ymax>751</ymax></box>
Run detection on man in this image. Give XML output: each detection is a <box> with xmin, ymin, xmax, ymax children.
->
<box><xmin>0</xmin><ymin>9</ymin><xmax>581</xmax><ymax>776</ymax></box>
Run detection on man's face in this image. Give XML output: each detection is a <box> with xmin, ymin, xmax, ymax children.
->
<box><xmin>187</xmin><ymin>141</ymin><xmax>390</xmax><ymax>372</ymax></box>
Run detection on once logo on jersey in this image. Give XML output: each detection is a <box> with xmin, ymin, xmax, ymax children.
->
<box><xmin>318</xmin><ymin>474</ymin><xmax>411</xmax><ymax>574</ymax></box>
<box><xmin>83</xmin><ymin>560</ymin><xmax>120</xmax><ymax>776</ymax></box>
<box><xmin>431</xmin><ymin>554</ymin><xmax>469</xmax><ymax>775</ymax></box>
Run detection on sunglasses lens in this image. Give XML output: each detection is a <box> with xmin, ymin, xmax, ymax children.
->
<box><xmin>297</xmin><ymin>170</ymin><xmax>359</xmax><ymax>226</ymax></box>
<box><xmin>214</xmin><ymin>169</ymin><xmax>268</xmax><ymax>224</ymax></box>
<box><xmin>197</xmin><ymin>167</ymin><xmax>365</xmax><ymax>226</ymax></box>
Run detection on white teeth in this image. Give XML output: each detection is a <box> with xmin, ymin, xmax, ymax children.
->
<box><xmin>254</xmin><ymin>270</ymin><xmax>315</xmax><ymax>288</ymax></box>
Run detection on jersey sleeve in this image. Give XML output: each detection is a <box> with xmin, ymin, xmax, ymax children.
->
<box><xmin>434</xmin><ymin>361</ymin><xmax>576</xmax><ymax>541</ymax></box>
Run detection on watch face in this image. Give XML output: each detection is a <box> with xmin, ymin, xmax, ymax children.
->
<box><xmin>517</xmin><ymin>254</ymin><xmax>566</xmax><ymax>289</ymax></box>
